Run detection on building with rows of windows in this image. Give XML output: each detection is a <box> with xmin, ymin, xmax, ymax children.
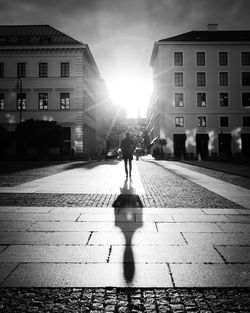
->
<box><xmin>0</xmin><ymin>25</ymin><xmax>115</xmax><ymax>157</ymax></box>
<box><xmin>148</xmin><ymin>25</ymin><xmax>250</xmax><ymax>159</ymax></box>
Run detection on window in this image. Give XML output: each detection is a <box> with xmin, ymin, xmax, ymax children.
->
<box><xmin>39</xmin><ymin>63</ymin><xmax>48</xmax><ymax>77</ymax></box>
<box><xmin>38</xmin><ymin>93</ymin><xmax>48</xmax><ymax>110</ymax></box>
<box><xmin>219</xmin><ymin>52</ymin><xmax>228</xmax><ymax>66</ymax></box>
<box><xmin>196</xmin><ymin>52</ymin><xmax>205</xmax><ymax>66</ymax></box>
<box><xmin>197</xmin><ymin>72</ymin><xmax>206</xmax><ymax>86</ymax></box>
<box><xmin>16</xmin><ymin>93</ymin><xmax>26</xmax><ymax>110</ymax></box>
<box><xmin>60</xmin><ymin>93</ymin><xmax>70</xmax><ymax>110</ymax></box>
<box><xmin>0</xmin><ymin>63</ymin><xmax>4</xmax><ymax>78</ymax></box>
<box><xmin>174</xmin><ymin>72</ymin><xmax>183</xmax><ymax>87</ymax></box>
<box><xmin>241</xmin><ymin>52</ymin><xmax>250</xmax><ymax>66</ymax></box>
<box><xmin>242</xmin><ymin>72</ymin><xmax>250</xmax><ymax>86</ymax></box>
<box><xmin>0</xmin><ymin>93</ymin><xmax>4</xmax><ymax>110</ymax></box>
<box><xmin>243</xmin><ymin>116</ymin><xmax>250</xmax><ymax>127</ymax></box>
<box><xmin>174</xmin><ymin>93</ymin><xmax>184</xmax><ymax>107</ymax></box>
<box><xmin>174</xmin><ymin>52</ymin><xmax>183</xmax><ymax>66</ymax></box>
<box><xmin>61</xmin><ymin>62</ymin><xmax>69</xmax><ymax>77</ymax></box>
<box><xmin>219</xmin><ymin>72</ymin><xmax>228</xmax><ymax>86</ymax></box>
<box><xmin>197</xmin><ymin>93</ymin><xmax>206</xmax><ymax>107</ymax></box>
<box><xmin>197</xmin><ymin>116</ymin><xmax>206</xmax><ymax>127</ymax></box>
<box><xmin>220</xmin><ymin>116</ymin><xmax>229</xmax><ymax>127</ymax></box>
<box><xmin>17</xmin><ymin>63</ymin><xmax>26</xmax><ymax>78</ymax></box>
<box><xmin>219</xmin><ymin>92</ymin><xmax>229</xmax><ymax>107</ymax></box>
<box><xmin>242</xmin><ymin>93</ymin><xmax>250</xmax><ymax>107</ymax></box>
<box><xmin>175</xmin><ymin>117</ymin><xmax>184</xmax><ymax>127</ymax></box>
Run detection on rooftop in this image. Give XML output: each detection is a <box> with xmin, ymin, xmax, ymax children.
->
<box><xmin>159</xmin><ymin>30</ymin><xmax>250</xmax><ymax>42</ymax></box>
<box><xmin>0</xmin><ymin>25</ymin><xmax>83</xmax><ymax>45</ymax></box>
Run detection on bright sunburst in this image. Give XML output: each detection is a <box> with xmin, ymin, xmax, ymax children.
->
<box><xmin>107</xmin><ymin>74</ymin><xmax>152</xmax><ymax>118</ymax></box>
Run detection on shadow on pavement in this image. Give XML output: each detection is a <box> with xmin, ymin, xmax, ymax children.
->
<box><xmin>113</xmin><ymin>178</ymin><xmax>143</xmax><ymax>284</ymax></box>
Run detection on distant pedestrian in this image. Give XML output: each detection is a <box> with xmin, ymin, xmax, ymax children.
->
<box><xmin>121</xmin><ymin>132</ymin><xmax>134</xmax><ymax>177</ymax></box>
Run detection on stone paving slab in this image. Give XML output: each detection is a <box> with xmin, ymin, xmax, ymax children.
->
<box><xmin>183</xmin><ymin>232</ymin><xmax>250</xmax><ymax>245</ymax></box>
<box><xmin>218</xmin><ymin>223</ymin><xmax>250</xmax><ymax>232</ymax></box>
<box><xmin>0</xmin><ymin>245</ymin><xmax>109</xmax><ymax>263</ymax></box>
<box><xmin>0</xmin><ymin>221</ymin><xmax>35</xmax><ymax>231</ymax></box>
<box><xmin>215</xmin><ymin>246</ymin><xmax>250</xmax><ymax>263</ymax></box>
<box><xmin>29</xmin><ymin>221</ymin><xmax>157</xmax><ymax>232</ymax></box>
<box><xmin>0</xmin><ymin>263</ymin><xmax>18</xmax><ymax>284</ymax></box>
<box><xmin>89</xmin><ymin>232</ymin><xmax>186</xmax><ymax>246</ymax></box>
<box><xmin>0</xmin><ymin>212</ymin><xmax>81</xmax><ymax>221</ymax></box>
<box><xmin>156</xmin><ymin>222</ymin><xmax>223</xmax><ymax>232</ymax></box>
<box><xmin>0</xmin><ymin>206</ymin><xmax>53</xmax><ymax>213</ymax></box>
<box><xmin>0</xmin><ymin>231</ymin><xmax>90</xmax><ymax>245</ymax></box>
<box><xmin>1</xmin><ymin>263</ymin><xmax>172</xmax><ymax>287</ymax></box>
<box><xmin>172</xmin><ymin>214</ymin><xmax>230</xmax><ymax>222</ymax></box>
<box><xmin>170</xmin><ymin>264</ymin><xmax>250</xmax><ymax>287</ymax></box>
<box><xmin>109</xmin><ymin>245</ymin><xmax>223</xmax><ymax>263</ymax></box>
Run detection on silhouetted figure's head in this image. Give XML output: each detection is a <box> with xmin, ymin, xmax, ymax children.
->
<box><xmin>125</xmin><ymin>132</ymin><xmax>130</xmax><ymax>138</ymax></box>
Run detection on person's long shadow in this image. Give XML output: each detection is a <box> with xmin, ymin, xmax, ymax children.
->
<box><xmin>112</xmin><ymin>178</ymin><xmax>143</xmax><ymax>284</ymax></box>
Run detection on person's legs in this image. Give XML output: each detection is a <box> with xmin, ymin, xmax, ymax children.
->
<box><xmin>128</xmin><ymin>159</ymin><xmax>132</xmax><ymax>176</ymax></box>
<box><xmin>124</xmin><ymin>158</ymin><xmax>128</xmax><ymax>176</ymax></box>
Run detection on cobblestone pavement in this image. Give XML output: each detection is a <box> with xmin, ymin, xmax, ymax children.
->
<box><xmin>0</xmin><ymin>158</ymin><xmax>249</xmax><ymax>312</ymax></box>
<box><xmin>0</xmin><ymin>287</ymin><xmax>249</xmax><ymax>312</ymax></box>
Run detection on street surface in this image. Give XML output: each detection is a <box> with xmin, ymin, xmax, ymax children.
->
<box><xmin>0</xmin><ymin>156</ymin><xmax>249</xmax><ymax>312</ymax></box>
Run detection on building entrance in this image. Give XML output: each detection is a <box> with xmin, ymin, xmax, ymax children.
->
<box><xmin>218</xmin><ymin>133</ymin><xmax>232</xmax><ymax>159</ymax></box>
<box><xmin>196</xmin><ymin>134</ymin><xmax>209</xmax><ymax>158</ymax></box>
<box><xmin>173</xmin><ymin>134</ymin><xmax>186</xmax><ymax>157</ymax></box>
<box><xmin>241</xmin><ymin>133</ymin><xmax>250</xmax><ymax>159</ymax></box>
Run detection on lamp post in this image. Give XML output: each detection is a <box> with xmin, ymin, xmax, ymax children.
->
<box><xmin>16</xmin><ymin>77</ymin><xmax>23</xmax><ymax>123</ymax></box>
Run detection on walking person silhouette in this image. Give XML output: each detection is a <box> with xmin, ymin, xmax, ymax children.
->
<box><xmin>120</xmin><ymin>132</ymin><xmax>134</xmax><ymax>178</ymax></box>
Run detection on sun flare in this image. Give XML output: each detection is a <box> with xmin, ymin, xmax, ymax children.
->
<box><xmin>107</xmin><ymin>74</ymin><xmax>152</xmax><ymax>118</ymax></box>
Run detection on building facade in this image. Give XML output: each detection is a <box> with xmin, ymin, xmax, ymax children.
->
<box><xmin>0</xmin><ymin>25</ymin><xmax>113</xmax><ymax>157</ymax></box>
<box><xmin>148</xmin><ymin>25</ymin><xmax>250</xmax><ymax>159</ymax></box>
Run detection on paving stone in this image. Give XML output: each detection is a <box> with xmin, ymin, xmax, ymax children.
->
<box><xmin>0</xmin><ymin>221</ymin><xmax>35</xmax><ymax>231</ymax></box>
<box><xmin>0</xmin><ymin>206</ymin><xmax>52</xmax><ymax>213</ymax></box>
<box><xmin>1</xmin><ymin>263</ymin><xmax>173</xmax><ymax>287</ymax></box>
<box><xmin>172</xmin><ymin>214</ymin><xmax>230</xmax><ymax>222</ymax></box>
<box><xmin>226</xmin><ymin>215</ymin><xmax>250</xmax><ymax>223</ymax></box>
<box><xmin>170</xmin><ymin>264</ymin><xmax>250</xmax><ymax>287</ymax></box>
<box><xmin>157</xmin><ymin>222</ymin><xmax>222</xmax><ymax>232</ymax></box>
<box><xmin>0</xmin><ymin>231</ymin><xmax>90</xmax><ymax>245</ymax></box>
<box><xmin>215</xmin><ymin>246</ymin><xmax>250</xmax><ymax>263</ymax></box>
<box><xmin>217</xmin><ymin>223</ymin><xmax>250</xmax><ymax>232</ymax></box>
<box><xmin>182</xmin><ymin>233</ymin><xmax>250</xmax><ymax>246</ymax></box>
<box><xmin>0</xmin><ymin>212</ymin><xmax>81</xmax><ymax>221</ymax></box>
<box><xmin>30</xmin><ymin>221</ymin><xmax>156</xmax><ymax>232</ymax></box>
<box><xmin>0</xmin><ymin>245</ymin><xmax>109</xmax><ymax>263</ymax></box>
<box><xmin>78</xmin><ymin>213</ymin><xmax>136</xmax><ymax>222</ymax></box>
<box><xmin>109</xmin><ymin>245</ymin><xmax>223</xmax><ymax>263</ymax></box>
<box><xmin>89</xmin><ymin>231</ymin><xmax>185</xmax><ymax>246</ymax></box>
<box><xmin>0</xmin><ymin>263</ymin><xmax>18</xmax><ymax>284</ymax></box>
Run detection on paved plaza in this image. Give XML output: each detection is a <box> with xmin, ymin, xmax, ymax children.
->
<box><xmin>0</xmin><ymin>157</ymin><xmax>249</xmax><ymax>311</ymax></box>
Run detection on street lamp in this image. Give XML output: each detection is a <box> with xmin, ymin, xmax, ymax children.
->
<box><xmin>16</xmin><ymin>77</ymin><xmax>23</xmax><ymax>123</ymax></box>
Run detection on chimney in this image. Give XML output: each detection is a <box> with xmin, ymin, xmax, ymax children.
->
<box><xmin>207</xmin><ymin>24</ymin><xmax>218</xmax><ymax>31</ymax></box>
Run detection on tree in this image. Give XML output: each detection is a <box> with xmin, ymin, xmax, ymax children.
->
<box><xmin>15</xmin><ymin>119</ymin><xmax>64</xmax><ymax>157</ymax></box>
<box><xmin>0</xmin><ymin>126</ymin><xmax>14</xmax><ymax>155</ymax></box>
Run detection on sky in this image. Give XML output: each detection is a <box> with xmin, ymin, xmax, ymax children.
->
<box><xmin>0</xmin><ymin>0</ymin><xmax>250</xmax><ymax>117</ymax></box>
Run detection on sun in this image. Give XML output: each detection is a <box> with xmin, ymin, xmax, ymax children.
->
<box><xmin>107</xmin><ymin>74</ymin><xmax>152</xmax><ymax>118</ymax></box>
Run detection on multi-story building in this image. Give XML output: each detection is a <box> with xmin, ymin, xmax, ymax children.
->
<box><xmin>0</xmin><ymin>25</ymin><xmax>113</xmax><ymax>157</ymax></box>
<box><xmin>148</xmin><ymin>24</ymin><xmax>250</xmax><ymax>159</ymax></box>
